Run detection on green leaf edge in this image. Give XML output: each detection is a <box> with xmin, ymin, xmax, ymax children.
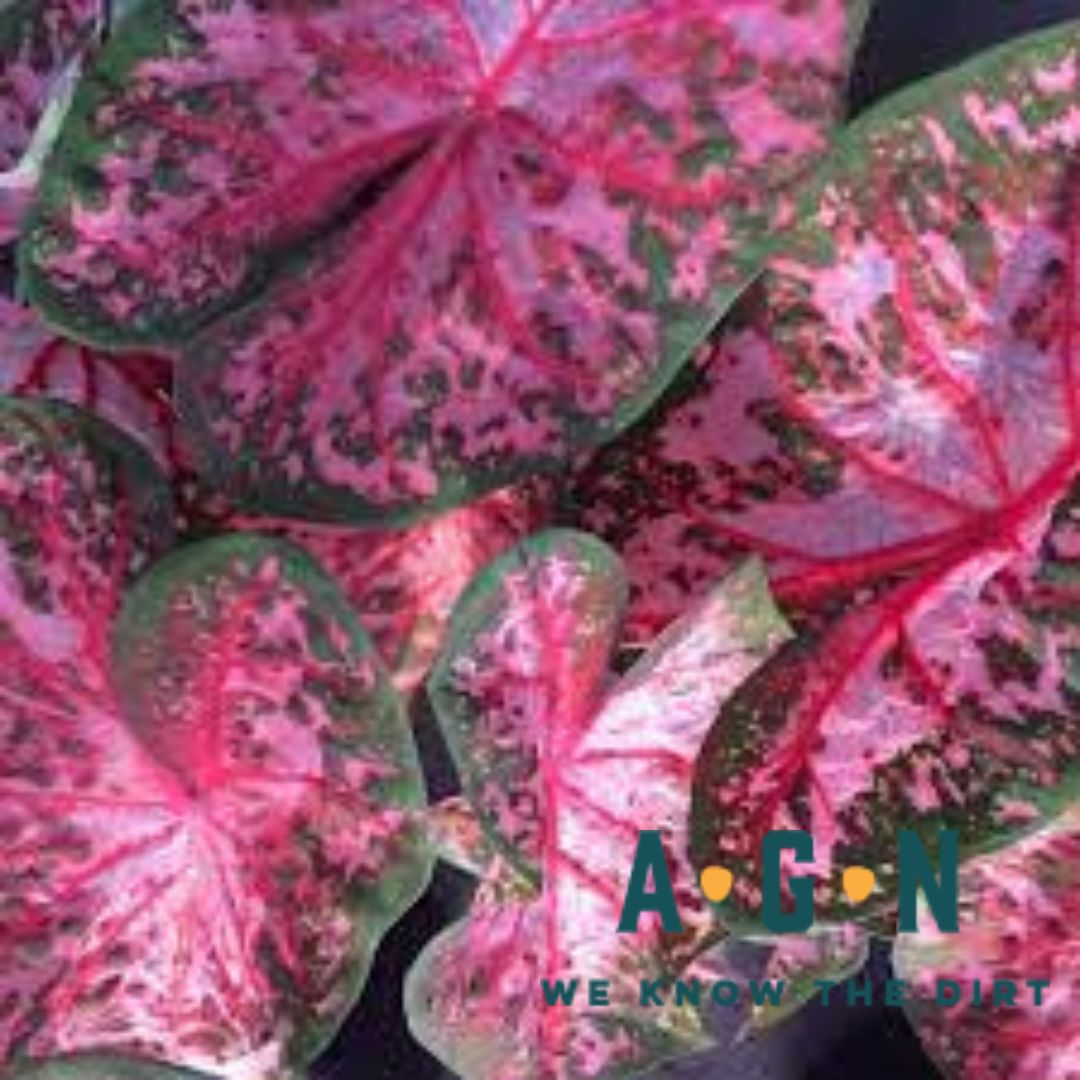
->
<box><xmin>0</xmin><ymin>393</ymin><xmax>175</xmax><ymax>555</ymax></box>
<box><xmin>427</xmin><ymin>528</ymin><xmax>627</xmax><ymax>888</ymax></box>
<box><xmin>111</xmin><ymin>531</ymin><xmax>435</xmax><ymax>1070</ymax></box>
<box><xmin>2</xmin><ymin>1053</ymin><xmax>217</xmax><ymax>1080</ymax></box>
<box><xmin>689</xmin><ymin>14</ymin><xmax>1080</xmax><ymax>934</ymax></box>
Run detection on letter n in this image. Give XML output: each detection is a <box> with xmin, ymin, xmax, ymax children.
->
<box><xmin>898</xmin><ymin>829</ymin><xmax>958</xmax><ymax>933</ymax></box>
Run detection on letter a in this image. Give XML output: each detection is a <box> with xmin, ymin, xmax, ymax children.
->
<box><xmin>618</xmin><ymin>830</ymin><xmax>683</xmax><ymax>933</ymax></box>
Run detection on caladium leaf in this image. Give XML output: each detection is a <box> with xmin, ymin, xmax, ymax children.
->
<box><xmin>0</xmin><ymin>399</ymin><xmax>430</xmax><ymax>1076</ymax></box>
<box><xmin>412</xmin><ymin>535</ymin><xmax>790</xmax><ymax>1078</ymax></box>
<box><xmin>571</xmin><ymin>27</ymin><xmax>1080</xmax><ymax>647</ymax></box>
<box><xmin>568</xmin><ymin>311</ymin><xmax>980</xmax><ymax>645</ymax></box>
<box><xmin>893</xmin><ymin>805</ymin><xmax>1080</xmax><ymax>1080</ymax></box>
<box><xmin>22</xmin><ymin>0</ymin><xmax>865</xmax><ymax>522</ymax></box>
<box><xmin>0</xmin><ymin>296</ymin><xmax>178</xmax><ymax>469</ymax></box>
<box><xmin>0</xmin><ymin>0</ymin><xmax>99</xmax><ymax>171</ymax></box>
<box><xmin>567</xmin><ymin>21</ymin><xmax>1080</xmax><ymax>925</ymax></box>
<box><xmin>0</xmin><ymin>0</ymin><xmax>102</xmax><ymax>240</ymax></box>
<box><xmin>223</xmin><ymin>489</ymin><xmax>537</xmax><ymax>694</ymax></box>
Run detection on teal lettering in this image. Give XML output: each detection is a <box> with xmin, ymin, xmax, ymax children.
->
<box><xmin>898</xmin><ymin>830</ymin><xmax>958</xmax><ymax>932</ymax></box>
<box><xmin>618</xmin><ymin>831</ymin><xmax>683</xmax><ymax>933</ymax></box>
<box><xmin>761</xmin><ymin>830</ymin><xmax>814</xmax><ymax>933</ymax></box>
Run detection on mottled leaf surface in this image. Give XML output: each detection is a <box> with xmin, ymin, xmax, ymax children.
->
<box><xmin>0</xmin><ymin>297</ymin><xmax>177</xmax><ymax>469</ymax></box>
<box><xmin>425</xmin><ymin>796</ymin><xmax>504</xmax><ymax>883</ymax></box>
<box><xmin>224</xmin><ymin>489</ymin><xmax>536</xmax><ymax>693</ymax></box>
<box><xmin>894</xmin><ymin>806</ymin><xmax>1080</xmax><ymax>1080</ymax></box>
<box><xmin>412</xmin><ymin>535</ymin><xmax>790</xmax><ymax>1078</ymax></box>
<box><xmin>0</xmin><ymin>400</ymin><xmax>429</xmax><ymax>1076</ymax></box>
<box><xmin>0</xmin><ymin>0</ymin><xmax>98</xmax><ymax>170</ymax></box>
<box><xmin>600</xmin><ymin>22</ymin><xmax>1080</xmax><ymax>924</ymax></box>
<box><xmin>23</xmin><ymin>0</ymin><xmax>863</xmax><ymax>520</ymax></box>
<box><xmin>0</xmin><ymin>0</ymin><xmax>100</xmax><ymax>240</ymax></box>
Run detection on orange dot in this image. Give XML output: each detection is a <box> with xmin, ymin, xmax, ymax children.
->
<box><xmin>843</xmin><ymin>866</ymin><xmax>877</xmax><ymax>904</ymax></box>
<box><xmin>700</xmin><ymin>865</ymin><xmax>734</xmax><ymax>903</ymax></box>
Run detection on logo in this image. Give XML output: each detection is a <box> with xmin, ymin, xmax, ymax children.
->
<box><xmin>617</xmin><ymin>828</ymin><xmax>958</xmax><ymax>935</ymax></box>
<box><xmin>535</xmin><ymin>829</ymin><xmax>1051</xmax><ymax>1012</ymax></box>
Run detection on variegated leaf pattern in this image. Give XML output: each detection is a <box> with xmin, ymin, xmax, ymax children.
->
<box><xmin>22</xmin><ymin>0</ymin><xmax>866</xmax><ymax>520</ymax></box>
<box><xmin>0</xmin><ymin>399</ymin><xmax>430</xmax><ymax>1077</ymax></box>
<box><xmin>752</xmin><ymin>925</ymin><xmax>869</xmax><ymax>1030</ymax></box>
<box><xmin>0</xmin><ymin>296</ymin><xmax>178</xmax><ymax>469</ymax></box>
<box><xmin>894</xmin><ymin>805</ymin><xmax>1080</xmax><ymax>1080</ymax></box>
<box><xmin>604</xmin><ymin>22</ymin><xmax>1080</xmax><ymax>925</ymax></box>
<box><xmin>224</xmin><ymin>489</ymin><xmax>537</xmax><ymax>693</ymax></box>
<box><xmin>413</xmin><ymin>534</ymin><xmax>790</xmax><ymax>1079</ymax></box>
<box><xmin>0</xmin><ymin>0</ymin><xmax>101</xmax><ymax>240</ymax></box>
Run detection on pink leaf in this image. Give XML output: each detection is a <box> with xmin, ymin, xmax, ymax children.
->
<box><xmin>0</xmin><ymin>297</ymin><xmax>178</xmax><ymax>469</ymax></box>
<box><xmin>0</xmin><ymin>400</ymin><xmax>430</xmax><ymax>1077</ymax></box>
<box><xmin>0</xmin><ymin>0</ymin><xmax>100</xmax><ymax>241</ymax></box>
<box><xmin>561</xmin><ymin>23</ymin><xmax>1080</xmax><ymax>923</ymax></box>
<box><xmin>412</xmin><ymin>536</ymin><xmax>790</xmax><ymax>1078</ymax></box>
<box><xmin>225</xmin><ymin>488</ymin><xmax>538</xmax><ymax>693</ymax></box>
<box><xmin>754</xmin><ymin>925</ymin><xmax>869</xmax><ymax>1029</ymax></box>
<box><xmin>22</xmin><ymin>0</ymin><xmax>863</xmax><ymax>519</ymax></box>
<box><xmin>894</xmin><ymin>806</ymin><xmax>1080</xmax><ymax>1080</ymax></box>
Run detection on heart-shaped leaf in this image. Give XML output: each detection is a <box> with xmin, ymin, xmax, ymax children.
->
<box><xmin>557</xmin><ymin>21</ymin><xmax>1080</xmax><ymax>925</ymax></box>
<box><xmin>0</xmin><ymin>399</ymin><xmax>430</xmax><ymax>1076</ymax></box>
<box><xmin>894</xmin><ymin>806</ymin><xmax>1079</xmax><ymax>1080</ymax></box>
<box><xmin>410</xmin><ymin>534</ymin><xmax>790</xmax><ymax>1078</ymax></box>
<box><xmin>21</xmin><ymin>0</ymin><xmax>866</xmax><ymax>521</ymax></box>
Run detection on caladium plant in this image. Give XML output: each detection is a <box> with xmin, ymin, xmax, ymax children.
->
<box><xmin>0</xmin><ymin>295</ymin><xmax>536</xmax><ymax>693</ymax></box>
<box><xmin>564</xmin><ymin>20</ymin><xmax>1080</xmax><ymax>925</ymax></box>
<box><xmin>408</xmin><ymin>533</ymin><xmax>791</xmax><ymax>1079</ymax></box>
<box><xmin>20</xmin><ymin>0</ymin><xmax>867</xmax><ymax>522</ymax></box>
<box><xmin>893</xmin><ymin>804</ymin><xmax>1080</xmax><ymax>1080</ymax></box>
<box><xmin>0</xmin><ymin>398</ymin><xmax>430</xmax><ymax>1077</ymax></box>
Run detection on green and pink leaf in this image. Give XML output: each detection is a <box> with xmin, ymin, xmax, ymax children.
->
<box><xmin>412</xmin><ymin>534</ymin><xmax>790</xmax><ymax>1078</ymax></box>
<box><xmin>0</xmin><ymin>399</ymin><xmax>430</xmax><ymax>1076</ymax></box>
<box><xmin>667</xmin><ymin>22</ymin><xmax>1080</xmax><ymax>925</ymax></box>
<box><xmin>0</xmin><ymin>0</ymin><xmax>101</xmax><ymax>239</ymax></box>
<box><xmin>23</xmin><ymin>0</ymin><xmax>865</xmax><ymax>520</ymax></box>
<box><xmin>0</xmin><ymin>297</ymin><xmax>179</xmax><ymax>469</ymax></box>
<box><xmin>224</xmin><ymin>489</ymin><xmax>537</xmax><ymax>693</ymax></box>
<box><xmin>752</xmin><ymin>926</ymin><xmax>869</xmax><ymax>1030</ymax></box>
<box><xmin>894</xmin><ymin>805</ymin><xmax>1080</xmax><ymax>1080</ymax></box>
